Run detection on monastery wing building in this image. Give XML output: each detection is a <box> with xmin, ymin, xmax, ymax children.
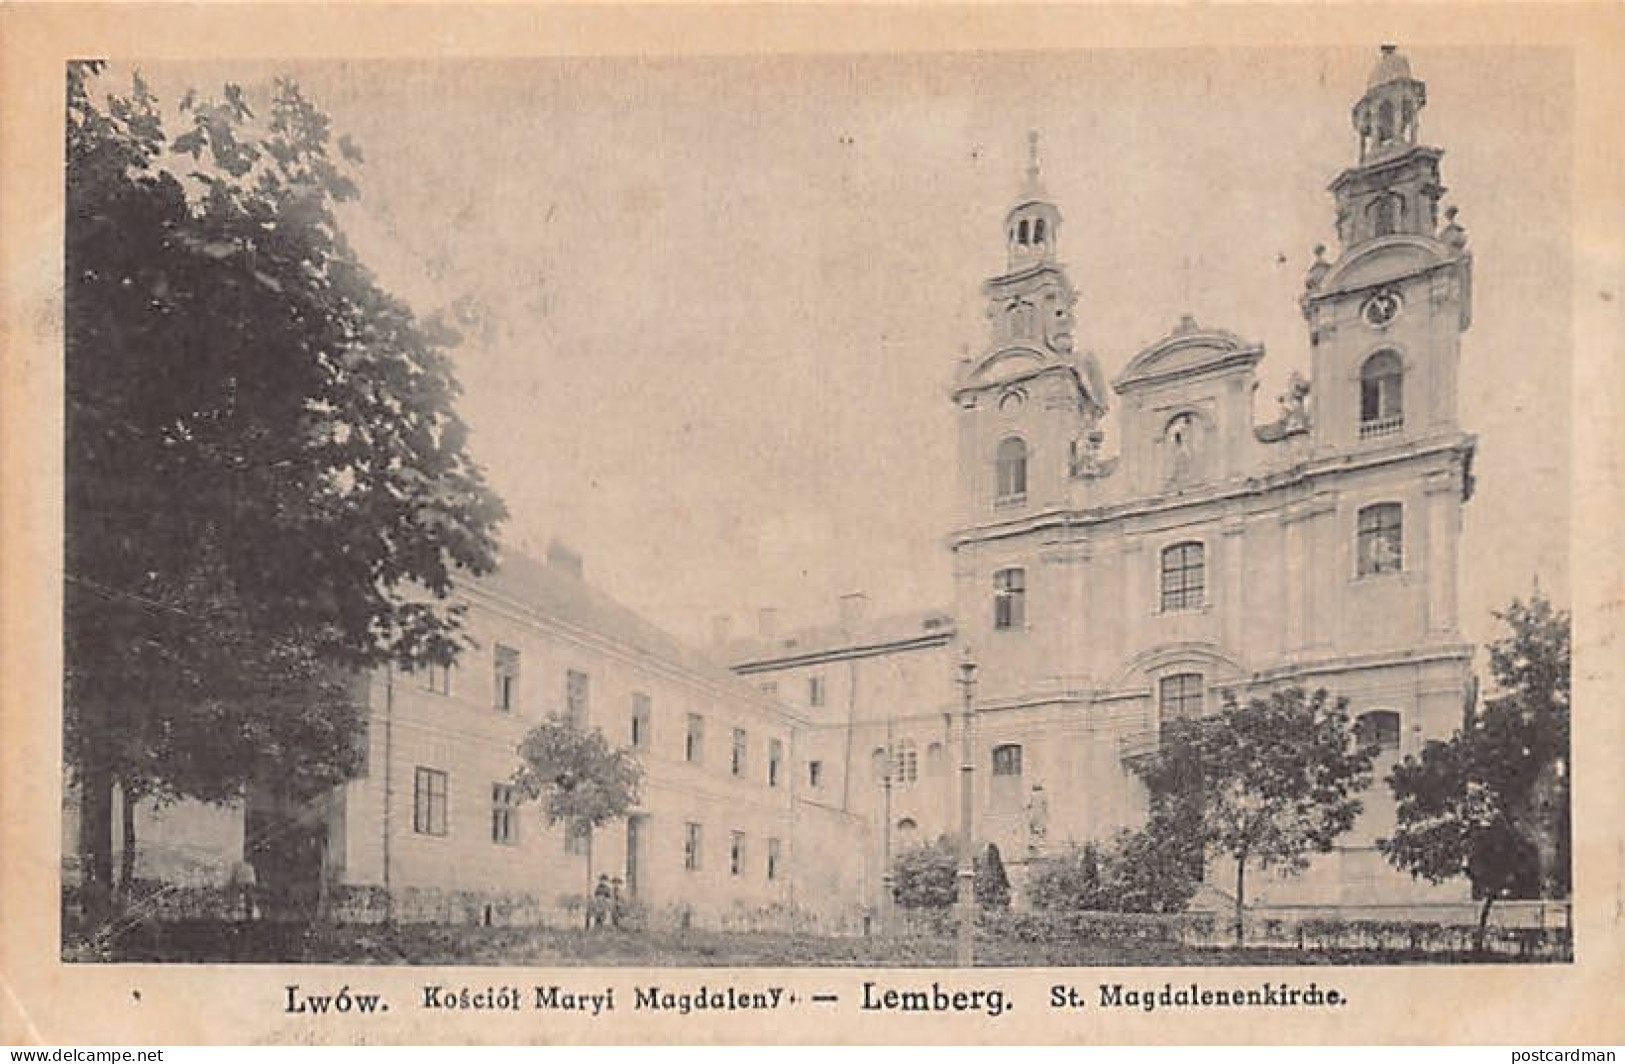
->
<box><xmin>730</xmin><ymin>44</ymin><xmax>1478</xmax><ymax>913</ymax></box>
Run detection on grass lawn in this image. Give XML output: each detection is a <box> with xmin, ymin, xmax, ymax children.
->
<box><xmin>68</xmin><ymin>920</ymin><xmax>1546</xmax><ymax>966</ymax></box>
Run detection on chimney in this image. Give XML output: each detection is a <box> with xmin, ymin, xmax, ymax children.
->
<box><xmin>838</xmin><ymin>592</ymin><xmax>870</xmax><ymax>629</ymax></box>
<box><xmin>711</xmin><ymin>614</ymin><xmax>733</xmax><ymax>647</ymax></box>
<box><xmin>546</xmin><ymin>539</ymin><xmax>583</xmax><ymax>579</ymax></box>
<box><xmin>757</xmin><ymin>607</ymin><xmax>778</xmax><ymax>640</ymax></box>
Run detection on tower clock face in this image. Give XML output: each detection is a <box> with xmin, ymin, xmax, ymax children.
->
<box><xmin>1362</xmin><ymin>290</ymin><xmax>1403</xmax><ymax>328</ymax></box>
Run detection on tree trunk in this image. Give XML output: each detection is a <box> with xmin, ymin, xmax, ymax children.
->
<box><xmin>117</xmin><ymin>784</ymin><xmax>138</xmax><ymax>906</ymax></box>
<box><xmin>1233</xmin><ymin>856</ymin><xmax>1247</xmax><ymax>947</ymax></box>
<box><xmin>1475</xmin><ymin>894</ymin><xmax>1495</xmax><ymax>954</ymax></box>
<box><xmin>78</xmin><ymin>763</ymin><xmax>116</xmax><ymax>923</ymax></box>
<box><xmin>584</xmin><ymin>826</ymin><xmax>595</xmax><ymax>931</ymax></box>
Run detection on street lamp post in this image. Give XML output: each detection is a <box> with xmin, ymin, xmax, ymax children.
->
<box><xmin>954</xmin><ymin>649</ymin><xmax>978</xmax><ymax>967</ymax></box>
<box><xmin>879</xmin><ymin>714</ymin><xmax>895</xmax><ymax>933</ymax></box>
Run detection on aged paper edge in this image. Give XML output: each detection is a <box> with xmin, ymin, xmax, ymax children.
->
<box><xmin>2</xmin><ymin>2</ymin><xmax>1623</xmax><ymax>1047</ymax></box>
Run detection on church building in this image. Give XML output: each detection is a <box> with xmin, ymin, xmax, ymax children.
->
<box><xmin>732</xmin><ymin>44</ymin><xmax>1479</xmax><ymax>912</ymax></box>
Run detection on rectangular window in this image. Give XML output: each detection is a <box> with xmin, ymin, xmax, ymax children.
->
<box><xmin>413</xmin><ymin>767</ymin><xmax>448</xmax><ymax>836</ymax></box>
<box><xmin>807</xmin><ymin>760</ymin><xmax>823</xmax><ymax>789</ymax></box>
<box><xmin>422</xmin><ymin>663</ymin><xmax>452</xmax><ymax>696</ymax></box>
<box><xmin>767</xmin><ymin>837</ymin><xmax>782</xmax><ymax>881</ymax></box>
<box><xmin>490</xmin><ymin>783</ymin><xmax>518</xmax><ymax>845</ymax></box>
<box><xmin>731</xmin><ymin>728</ymin><xmax>747</xmax><ymax>778</ymax></box>
<box><xmin>684</xmin><ymin>822</ymin><xmax>703</xmax><ymax>872</ymax></box>
<box><xmin>991</xmin><ymin>744</ymin><xmax>1023</xmax><ymax>777</ymax></box>
<box><xmin>493</xmin><ymin>645</ymin><xmax>519</xmax><ymax>712</ymax></box>
<box><xmin>768</xmin><ymin>738</ymin><xmax>783</xmax><ymax>788</ymax></box>
<box><xmin>759</xmin><ymin>681</ymin><xmax>778</xmax><ymax>696</ymax></box>
<box><xmin>566</xmin><ymin>669</ymin><xmax>590</xmax><ymax>726</ymax></box>
<box><xmin>808</xmin><ymin>675</ymin><xmax>826</xmax><ymax>707</ymax></box>
<box><xmin>1356</xmin><ymin>710</ymin><xmax>1403</xmax><ymax>753</ymax></box>
<box><xmin>564</xmin><ymin>820</ymin><xmax>590</xmax><ymax>856</ymax></box>
<box><xmin>631</xmin><ymin>692</ymin><xmax>651</xmax><ymax>750</ymax></box>
<box><xmin>685</xmin><ymin>713</ymin><xmax>705</xmax><ymax>764</ymax></box>
<box><xmin>994</xmin><ymin>568</ymin><xmax>1026</xmax><ymax>630</ymax></box>
<box><xmin>730</xmin><ymin>831</ymin><xmax>746</xmax><ymax>877</ymax></box>
<box><xmin>1159</xmin><ymin>672</ymin><xmax>1205</xmax><ymax>724</ymax></box>
<box><xmin>1160</xmin><ymin>542</ymin><xmax>1206</xmax><ymax>612</ymax></box>
<box><xmin>894</xmin><ymin>743</ymin><xmax>918</xmax><ymax>783</ymax></box>
<box><xmin>1357</xmin><ymin>504</ymin><xmax>1404</xmax><ymax>576</ymax></box>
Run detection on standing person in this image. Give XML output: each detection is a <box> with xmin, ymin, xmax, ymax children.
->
<box><xmin>591</xmin><ymin>874</ymin><xmax>612</xmax><ymax>929</ymax></box>
<box><xmin>609</xmin><ymin>877</ymin><xmax>625</xmax><ymax>929</ymax></box>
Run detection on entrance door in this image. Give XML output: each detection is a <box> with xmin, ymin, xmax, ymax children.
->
<box><xmin>625</xmin><ymin>815</ymin><xmax>646</xmax><ymax>897</ymax></box>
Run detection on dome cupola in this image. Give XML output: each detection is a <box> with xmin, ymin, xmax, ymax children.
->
<box><xmin>1353</xmin><ymin>44</ymin><xmax>1428</xmax><ymax>163</ymax></box>
<box><xmin>1004</xmin><ymin>130</ymin><xmax>1061</xmax><ymax>271</ymax></box>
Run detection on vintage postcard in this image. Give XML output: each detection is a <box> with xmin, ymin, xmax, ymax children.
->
<box><xmin>2</xmin><ymin>2</ymin><xmax>1622</xmax><ymax>1047</ymax></box>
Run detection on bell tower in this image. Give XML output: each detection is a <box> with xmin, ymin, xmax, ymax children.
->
<box><xmin>1005</xmin><ymin>130</ymin><xmax>1063</xmax><ymax>273</ymax></box>
<box><xmin>1302</xmin><ymin>45</ymin><xmax>1473</xmax><ymax>452</ymax></box>
<box><xmin>952</xmin><ymin>132</ymin><xmax>1107</xmax><ymax>525</ymax></box>
<box><xmin>1335</xmin><ymin>44</ymin><xmax>1443</xmax><ymax>248</ymax></box>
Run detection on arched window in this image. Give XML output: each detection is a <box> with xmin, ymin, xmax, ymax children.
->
<box><xmin>993</xmin><ymin>567</ymin><xmax>1026</xmax><ymax>630</ymax></box>
<box><xmin>1359</xmin><ymin>350</ymin><xmax>1403</xmax><ymax>434</ymax></box>
<box><xmin>1357</xmin><ymin>503</ymin><xmax>1403</xmax><ymax>576</ymax></box>
<box><xmin>1159</xmin><ymin>673</ymin><xmax>1205</xmax><ymax>725</ymax></box>
<box><xmin>926</xmin><ymin>742</ymin><xmax>945</xmax><ymax>778</ymax></box>
<box><xmin>871</xmin><ymin>746</ymin><xmax>888</xmax><ymax>782</ymax></box>
<box><xmin>995</xmin><ymin>436</ymin><xmax>1028</xmax><ymax>501</ymax></box>
<box><xmin>1033</xmin><ymin>218</ymin><xmax>1046</xmax><ymax>244</ymax></box>
<box><xmin>1355</xmin><ymin>710</ymin><xmax>1402</xmax><ymax>753</ymax></box>
<box><xmin>992</xmin><ymin>744</ymin><xmax>1023</xmax><ymax>777</ymax></box>
<box><xmin>991</xmin><ymin>744</ymin><xmax>1023</xmax><ymax>810</ymax></box>
<box><xmin>896</xmin><ymin>818</ymin><xmax>919</xmax><ymax>846</ymax></box>
<box><xmin>1376</xmin><ymin>100</ymin><xmax>1396</xmax><ymax>145</ymax></box>
<box><xmin>1367</xmin><ymin>192</ymin><xmax>1404</xmax><ymax>237</ymax></box>
<box><xmin>1017</xmin><ymin>219</ymin><xmax>1030</xmax><ymax>245</ymax></box>
<box><xmin>1160</xmin><ymin>542</ymin><xmax>1205</xmax><ymax>612</ymax></box>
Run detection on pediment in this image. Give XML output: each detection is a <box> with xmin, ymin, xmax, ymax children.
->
<box><xmin>1115</xmin><ymin>323</ymin><xmax>1263</xmax><ymax>394</ymax></box>
<box><xmin>955</xmin><ymin>345</ymin><xmax>1106</xmax><ymax>412</ymax></box>
<box><xmin>964</xmin><ymin>345</ymin><xmax>1059</xmax><ymax>388</ymax></box>
<box><xmin>1315</xmin><ymin>235</ymin><xmax>1454</xmax><ymax>297</ymax></box>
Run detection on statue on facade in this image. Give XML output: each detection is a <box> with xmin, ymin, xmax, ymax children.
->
<box><xmin>1042</xmin><ymin>287</ymin><xmax>1078</xmax><ymax>354</ymax></box>
<box><xmin>1439</xmin><ymin>205</ymin><xmax>1468</xmax><ymax>251</ymax></box>
<box><xmin>1165</xmin><ymin>412</ymin><xmax>1199</xmax><ymax>485</ymax></box>
<box><xmin>1070</xmin><ymin>428</ymin><xmax>1105</xmax><ymax>478</ymax></box>
<box><xmin>1279</xmin><ymin>370</ymin><xmax>1312</xmax><ymax>433</ymax></box>
<box><xmin>1026</xmin><ymin>782</ymin><xmax>1049</xmax><ymax>857</ymax></box>
<box><xmin>1304</xmin><ymin>243</ymin><xmax>1331</xmax><ymax>291</ymax></box>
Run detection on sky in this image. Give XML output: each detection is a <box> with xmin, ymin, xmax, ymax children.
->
<box><xmin>129</xmin><ymin>46</ymin><xmax>1572</xmax><ymax>651</ymax></box>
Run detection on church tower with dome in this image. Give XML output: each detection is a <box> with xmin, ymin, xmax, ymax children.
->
<box><xmin>937</xmin><ymin>44</ymin><xmax>1479</xmax><ymax>909</ymax></box>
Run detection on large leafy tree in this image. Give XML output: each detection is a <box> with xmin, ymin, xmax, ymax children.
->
<box><xmin>512</xmin><ymin>715</ymin><xmax>643</xmax><ymax>919</ymax></box>
<box><xmin>64</xmin><ymin>63</ymin><xmax>505</xmax><ymax>907</ymax></box>
<box><xmin>1135</xmin><ymin>686</ymin><xmax>1376</xmax><ymax>943</ymax></box>
<box><xmin>1380</xmin><ymin>593</ymin><xmax>1570</xmax><ymax>944</ymax></box>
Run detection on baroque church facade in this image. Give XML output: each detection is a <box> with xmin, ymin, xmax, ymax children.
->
<box><xmin>80</xmin><ymin>46</ymin><xmax>1479</xmax><ymax>929</ymax></box>
<box><xmin>731</xmin><ymin>44</ymin><xmax>1478</xmax><ymax>912</ymax></box>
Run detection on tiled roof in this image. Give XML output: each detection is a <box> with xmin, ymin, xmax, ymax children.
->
<box><xmin>470</xmin><ymin>550</ymin><xmax>768</xmax><ymax>702</ymax></box>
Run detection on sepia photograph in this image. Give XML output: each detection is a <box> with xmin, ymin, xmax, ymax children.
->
<box><xmin>50</xmin><ymin>40</ymin><xmax>1580</xmax><ymax>973</ymax></box>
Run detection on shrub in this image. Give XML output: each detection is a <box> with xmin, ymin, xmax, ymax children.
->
<box><xmin>892</xmin><ymin>837</ymin><xmax>959</xmax><ymax>910</ymax></box>
<box><xmin>892</xmin><ymin>836</ymin><xmax>1013</xmax><ymax>911</ymax></box>
<box><xmin>976</xmin><ymin>844</ymin><xmax>1011</xmax><ymax>910</ymax></box>
<box><xmin>1025</xmin><ymin>824</ymin><xmax>1200</xmax><ymax>916</ymax></box>
<box><xmin>1026</xmin><ymin>842</ymin><xmax>1110</xmax><ymax>913</ymax></box>
<box><xmin>1105</xmin><ymin>818</ymin><xmax>1203</xmax><ymax>914</ymax></box>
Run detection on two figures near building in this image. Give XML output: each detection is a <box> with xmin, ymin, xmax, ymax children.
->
<box><xmin>589</xmin><ymin>874</ymin><xmax>625</xmax><ymax>930</ymax></box>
